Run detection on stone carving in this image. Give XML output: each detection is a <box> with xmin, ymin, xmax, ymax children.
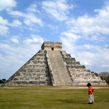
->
<box><xmin>5</xmin><ymin>41</ymin><xmax>107</xmax><ymax>86</ymax></box>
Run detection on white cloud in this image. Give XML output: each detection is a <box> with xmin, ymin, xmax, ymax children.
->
<box><xmin>73</xmin><ymin>44</ymin><xmax>109</xmax><ymax>72</ymax></box>
<box><xmin>77</xmin><ymin>44</ymin><xmax>99</xmax><ymax>50</ymax></box>
<box><xmin>10</xmin><ymin>36</ymin><xmax>20</xmax><ymax>44</ymax></box>
<box><xmin>24</xmin><ymin>13</ymin><xmax>43</xmax><ymax>27</ymax></box>
<box><xmin>0</xmin><ymin>16</ymin><xmax>8</xmax><ymax>25</ymax></box>
<box><xmin>42</xmin><ymin>0</ymin><xmax>73</xmax><ymax>21</ymax></box>
<box><xmin>27</xmin><ymin>4</ymin><xmax>37</xmax><ymax>12</ymax></box>
<box><xmin>98</xmin><ymin>46</ymin><xmax>109</xmax><ymax>60</ymax></box>
<box><xmin>23</xmin><ymin>27</ymin><xmax>40</xmax><ymax>32</ymax></box>
<box><xmin>7</xmin><ymin>9</ymin><xmax>43</xmax><ymax>27</ymax></box>
<box><xmin>0</xmin><ymin>16</ymin><xmax>9</xmax><ymax>35</ymax></box>
<box><xmin>0</xmin><ymin>16</ymin><xmax>22</xmax><ymax>27</ymax></box>
<box><xmin>0</xmin><ymin>16</ymin><xmax>22</xmax><ymax>35</ymax></box>
<box><xmin>7</xmin><ymin>10</ymin><xmax>25</xmax><ymax>16</ymax></box>
<box><xmin>94</xmin><ymin>2</ymin><xmax>109</xmax><ymax>19</ymax></box>
<box><xmin>102</xmin><ymin>45</ymin><xmax>109</xmax><ymax>49</ymax></box>
<box><xmin>0</xmin><ymin>35</ymin><xmax>44</xmax><ymax>55</ymax></box>
<box><xmin>48</xmin><ymin>24</ymin><xmax>55</xmax><ymax>29</ymax></box>
<box><xmin>0</xmin><ymin>43</ymin><xmax>10</xmax><ymax>49</ymax></box>
<box><xmin>10</xmin><ymin>20</ymin><xmax>22</xmax><ymax>27</ymax></box>
<box><xmin>102</xmin><ymin>65</ymin><xmax>109</xmax><ymax>67</ymax></box>
<box><xmin>23</xmin><ymin>35</ymin><xmax>44</xmax><ymax>45</ymax></box>
<box><xmin>0</xmin><ymin>0</ymin><xmax>16</xmax><ymax>11</ymax></box>
<box><xmin>66</xmin><ymin>3</ymin><xmax>109</xmax><ymax>36</ymax></box>
<box><xmin>61</xmin><ymin>32</ymin><xmax>81</xmax><ymax>42</ymax></box>
<box><xmin>27</xmin><ymin>3</ymin><xmax>40</xmax><ymax>13</ymax></box>
<box><xmin>76</xmin><ymin>51</ymin><xmax>95</xmax><ymax>65</ymax></box>
<box><xmin>89</xmin><ymin>35</ymin><xmax>105</xmax><ymax>42</ymax></box>
<box><xmin>10</xmin><ymin>38</ymin><xmax>19</xmax><ymax>44</ymax></box>
<box><xmin>60</xmin><ymin>32</ymin><xmax>81</xmax><ymax>57</ymax></box>
<box><xmin>0</xmin><ymin>25</ymin><xmax>9</xmax><ymax>35</ymax></box>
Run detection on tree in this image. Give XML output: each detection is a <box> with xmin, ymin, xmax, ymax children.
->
<box><xmin>91</xmin><ymin>71</ymin><xmax>98</xmax><ymax>76</ymax></box>
<box><xmin>0</xmin><ymin>80</ymin><xmax>4</xmax><ymax>83</ymax></box>
<box><xmin>99</xmin><ymin>72</ymin><xmax>109</xmax><ymax>84</ymax></box>
<box><xmin>106</xmin><ymin>75</ymin><xmax>109</xmax><ymax>84</ymax></box>
<box><xmin>2</xmin><ymin>79</ymin><xmax>6</xmax><ymax>82</ymax></box>
<box><xmin>0</xmin><ymin>79</ymin><xmax>6</xmax><ymax>83</ymax></box>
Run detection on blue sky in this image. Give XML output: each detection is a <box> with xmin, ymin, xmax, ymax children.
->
<box><xmin>0</xmin><ymin>0</ymin><xmax>109</xmax><ymax>79</ymax></box>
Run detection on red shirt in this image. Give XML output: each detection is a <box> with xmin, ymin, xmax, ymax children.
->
<box><xmin>88</xmin><ymin>86</ymin><xmax>94</xmax><ymax>95</ymax></box>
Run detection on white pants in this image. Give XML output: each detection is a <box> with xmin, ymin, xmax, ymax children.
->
<box><xmin>89</xmin><ymin>95</ymin><xmax>94</xmax><ymax>103</ymax></box>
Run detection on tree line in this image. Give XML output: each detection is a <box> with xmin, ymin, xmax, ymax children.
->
<box><xmin>98</xmin><ymin>72</ymin><xmax>109</xmax><ymax>85</ymax></box>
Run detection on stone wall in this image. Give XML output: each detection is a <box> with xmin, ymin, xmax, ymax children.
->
<box><xmin>41</xmin><ymin>41</ymin><xmax>62</xmax><ymax>51</ymax></box>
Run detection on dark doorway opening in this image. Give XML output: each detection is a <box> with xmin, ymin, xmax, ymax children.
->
<box><xmin>51</xmin><ymin>47</ymin><xmax>54</xmax><ymax>50</ymax></box>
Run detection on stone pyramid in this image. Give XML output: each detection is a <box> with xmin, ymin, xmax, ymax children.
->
<box><xmin>5</xmin><ymin>41</ymin><xmax>107</xmax><ymax>86</ymax></box>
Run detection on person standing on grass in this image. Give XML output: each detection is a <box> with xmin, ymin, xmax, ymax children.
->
<box><xmin>87</xmin><ymin>83</ymin><xmax>94</xmax><ymax>104</ymax></box>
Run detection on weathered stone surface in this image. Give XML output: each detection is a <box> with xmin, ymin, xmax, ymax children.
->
<box><xmin>47</xmin><ymin>50</ymin><xmax>72</xmax><ymax>86</ymax></box>
<box><xmin>5</xmin><ymin>41</ymin><xmax>107</xmax><ymax>86</ymax></box>
<box><xmin>5</xmin><ymin>50</ymin><xmax>52</xmax><ymax>86</ymax></box>
<box><xmin>61</xmin><ymin>51</ymin><xmax>107</xmax><ymax>85</ymax></box>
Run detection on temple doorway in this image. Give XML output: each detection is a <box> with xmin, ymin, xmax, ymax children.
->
<box><xmin>51</xmin><ymin>47</ymin><xmax>54</xmax><ymax>50</ymax></box>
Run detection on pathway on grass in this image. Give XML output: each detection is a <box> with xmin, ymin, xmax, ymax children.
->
<box><xmin>1</xmin><ymin>86</ymin><xmax>109</xmax><ymax>89</ymax></box>
<box><xmin>47</xmin><ymin>86</ymin><xmax>109</xmax><ymax>89</ymax></box>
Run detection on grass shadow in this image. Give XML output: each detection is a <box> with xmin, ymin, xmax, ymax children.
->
<box><xmin>51</xmin><ymin>98</ymin><xmax>88</xmax><ymax>104</ymax></box>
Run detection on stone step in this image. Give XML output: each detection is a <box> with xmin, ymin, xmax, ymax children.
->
<box><xmin>47</xmin><ymin>50</ymin><xmax>72</xmax><ymax>86</ymax></box>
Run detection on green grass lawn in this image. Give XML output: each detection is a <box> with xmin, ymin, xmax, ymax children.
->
<box><xmin>0</xmin><ymin>86</ymin><xmax>109</xmax><ymax>109</ymax></box>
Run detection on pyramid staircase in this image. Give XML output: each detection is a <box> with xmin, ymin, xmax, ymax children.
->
<box><xmin>47</xmin><ymin>50</ymin><xmax>72</xmax><ymax>86</ymax></box>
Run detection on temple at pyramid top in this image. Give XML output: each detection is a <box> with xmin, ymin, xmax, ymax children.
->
<box><xmin>5</xmin><ymin>41</ymin><xmax>107</xmax><ymax>86</ymax></box>
<box><xmin>41</xmin><ymin>41</ymin><xmax>62</xmax><ymax>50</ymax></box>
